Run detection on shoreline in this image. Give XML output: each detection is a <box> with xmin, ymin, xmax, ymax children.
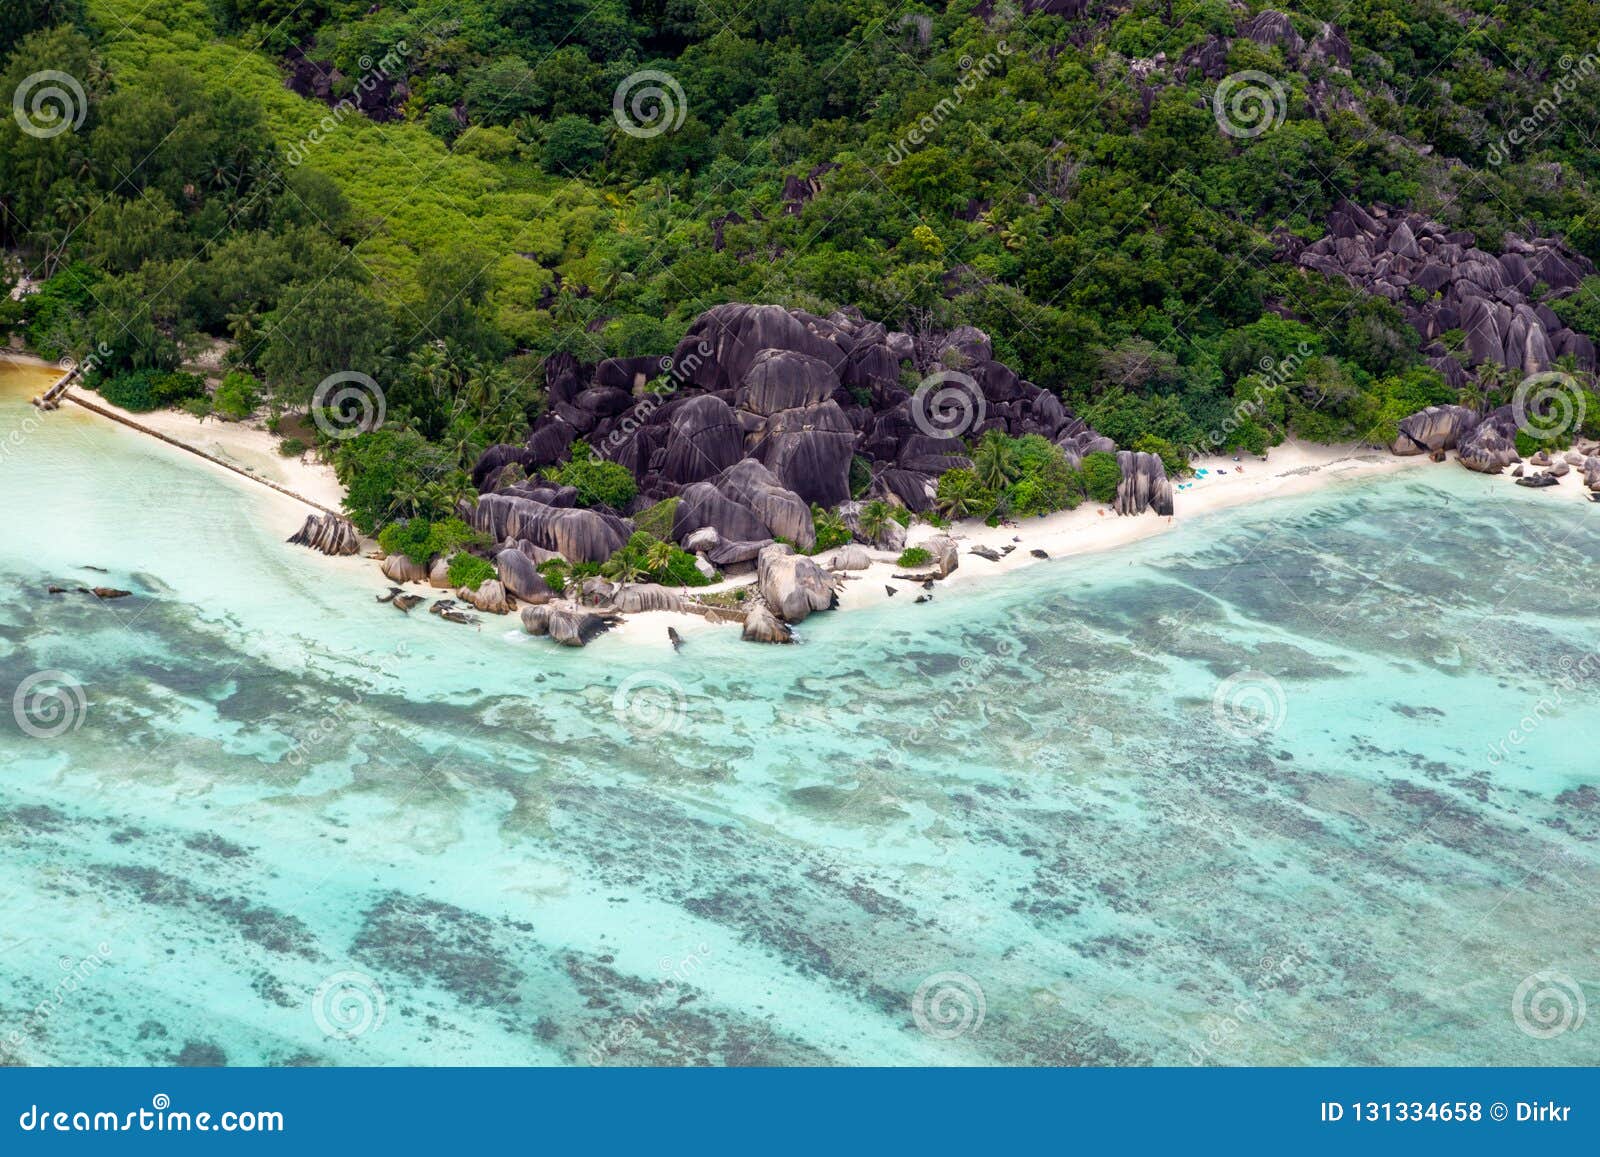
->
<box><xmin>16</xmin><ymin>352</ymin><xmax>1586</xmax><ymax>652</ymax></box>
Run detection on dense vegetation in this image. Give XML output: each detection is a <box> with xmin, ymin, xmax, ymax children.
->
<box><xmin>4</xmin><ymin>0</ymin><xmax>1600</xmax><ymax>541</ymax></box>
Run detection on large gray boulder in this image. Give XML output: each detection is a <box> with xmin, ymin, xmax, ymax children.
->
<box><xmin>1391</xmin><ymin>405</ymin><xmax>1480</xmax><ymax>455</ymax></box>
<box><xmin>471</xmin><ymin>495</ymin><xmax>627</xmax><ymax>563</ymax></box>
<box><xmin>717</xmin><ymin>459</ymin><xmax>816</xmax><ymax>549</ymax></box>
<box><xmin>458</xmin><ymin>580</ymin><xmax>512</xmax><ymax>614</ymax></box>
<box><xmin>287</xmin><ymin>513</ymin><xmax>361</xmax><ymax>556</ymax></box>
<box><xmin>738</xmin><ymin>348</ymin><xmax>840</xmax><ymax>415</ymax></box>
<box><xmin>756</xmin><ymin>544</ymin><xmax>838</xmax><ymax>623</ymax></box>
<box><xmin>660</xmin><ymin>394</ymin><xmax>746</xmax><ymax>484</ymax></box>
<box><xmin>520</xmin><ymin>600</ymin><xmax>618</xmax><ymax>646</ymax></box>
<box><xmin>380</xmin><ymin>553</ymin><xmax>429</xmax><ymax>584</ymax></box>
<box><xmin>753</xmin><ymin>400</ymin><xmax>856</xmax><ymax>507</ymax></box>
<box><xmin>742</xmin><ymin>602</ymin><xmax>795</xmax><ymax>644</ymax></box>
<box><xmin>495</xmin><ymin>548</ymin><xmax>555</xmax><ymax>604</ymax></box>
<box><xmin>1457</xmin><ymin>406</ymin><xmax>1519</xmax><ymax>473</ymax></box>
<box><xmin>611</xmin><ymin>584</ymin><xmax>684</xmax><ymax>613</ymax></box>
<box><xmin>923</xmin><ymin>535</ymin><xmax>959</xmax><ymax>578</ymax></box>
<box><xmin>1115</xmin><ymin>450</ymin><xmax>1175</xmax><ymax>516</ymax></box>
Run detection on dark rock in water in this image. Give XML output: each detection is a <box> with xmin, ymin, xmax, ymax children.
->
<box><xmin>1001</xmin><ymin>544</ymin><xmax>1016</xmax><ymax>554</ymax></box>
<box><xmin>1030</xmin><ymin>549</ymin><xmax>1049</xmax><ymax>559</ymax></box>
<box><xmin>440</xmin><ymin>609</ymin><xmax>478</xmax><ymax>625</ymax></box>
<box><xmin>970</xmin><ymin>545</ymin><xmax>1003</xmax><ymax>561</ymax></box>
<box><xmin>1512</xmin><ymin>465</ymin><xmax>1525</xmax><ymax>477</ymax></box>
<box><xmin>668</xmin><ymin>626</ymin><xmax>683</xmax><ymax>650</ymax></box>
<box><xmin>287</xmin><ymin>512</ymin><xmax>361</xmax><ymax>556</ymax></box>
<box><xmin>429</xmin><ymin>598</ymin><xmax>457</xmax><ymax>615</ymax></box>
<box><xmin>1515</xmin><ymin>473</ymin><xmax>1560</xmax><ymax>488</ymax></box>
<box><xmin>884</xmin><ymin>585</ymin><xmax>898</xmax><ymax>597</ymax></box>
<box><xmin>914</xmin><ymin>594</ymin><xmax>931</xmax><ymax>603</ymax></box>
<box><xmin>392</xmin><ymin>594</ymin><xmax>424</xmax><ymax>612</ymax></box>
<box><xmin>376</xmin><ymin>587</ymin><xmax>403</xmax><ymax>604</ymax></box>
<box><xmin>921</xmin><ymin>579</ymin><xmax>935</xmax><ymax>590</ymax></box>
<box><xmin>91</xmin><ymin>587</ymin><xmax>132</xmax><ymax>599</ymax></box>
<box><xmin>47</xmin><ymin>585</ymin><xmax>66</xmax><ymax>594</ymax></box>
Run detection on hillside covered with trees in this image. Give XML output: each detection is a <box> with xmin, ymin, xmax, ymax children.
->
<box><xmin>4</xmin><ymin>0</ymin><xmax>1600</xmax><ymax>536</ymax></box>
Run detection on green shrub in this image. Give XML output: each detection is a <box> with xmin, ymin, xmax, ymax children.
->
<box><xmin>1080</xmin><ymin>451</ymin><xmax>1123</xmax><ymax>503</ymax></box>
<box><xmin>212</xmin><ymin>370</ymin><xmax>261</xmax><ymax>421</ymax></box>
<box><xmin>601</xmin><ymin>530</ymin><xmax>711</xmax><ymax>586</ymax></box>
<box><xmin>446</xmin><ymin>552</ymin><xmax>497</xmax><ymax>590</ymax></box>
<box><xmin>378</xmin><ymin>517</ymin><xmax>483</xmax><ymax>565</ymax></box>
<box><xmin>278</xmin><ymin>437</ymin><xmax>308</xmax><ymax>457</ymax></box>
<box><xmin>537</xmin><ymin>559</ymin><xmax>570</xmax><ymax>594</ymax></box>
<box><xmin>897</xmin><ymin>546</ymin><xmax>933</xmax><ymax>568</ymax></box>
<box><xmin>556</xmin><ymin>442</ymin><xmax>638</xmax><ymax>509</ymax></box>
<box><xmin>633</xmin><ymin>497</ymin><xmax>679</xmax><ymax>541</ymax></box>
<box><xmin>179</xmin><ymin>396</ymin><xmax>212</xmax><ymax>420</ymax></box>
<box><xmin>95</xmin><ymin>369</ymin><xmax>205</xmax><ymax>412</ymax></box>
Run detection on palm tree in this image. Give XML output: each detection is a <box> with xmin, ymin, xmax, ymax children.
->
<box><xmin>644</xmin><ymin>538</ymin><xmax>677</xmax><ymax>579</ymax></box>
<box><xmin>971</xmin><ymin>429</ymin><xmax>1016</xmax><ymax>491</ymax></box>
<box><xmin>602</xmin><ymin>550</ymin><xmax>648</xmax><ymax>584</ymax></box>
<box><xmin>858</xmin><ymin>499</ymin><xmax>892</xmax><ymax>545</ymax></box>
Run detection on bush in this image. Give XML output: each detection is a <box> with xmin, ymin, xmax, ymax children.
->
<box><xmin>378</xmin><ymin>517</ymin><xmax>483</xmax><ymax>566</ymax></box>
<box><xmin>897</xmin><ymin>546</ymin><xmax>933</xmax><ymax>568</ymax></box>
<box><xmin>601</xmin><ymin>531</ymin><xmax>711</xmax><ymax>586</ymax></box>
<box><xmin>1133</xmin><ymin>434</ymin><xmax>1189</xmax><ymax>478</ymax></box>
<box><xmin>278</xmin><ymin>437</ymin><xmax>308</xmax><ymax>457</ymax></box>
<box><xmin>446</xmin><ymin>552</ymin><xmax>497</xmax><ymax>590</ymax></box>
<box><xmin>1080</xmin><ymin>451</ymin><xmax>1123</xmax><ymax>503</ymax></box>
<box><xmin>95</xmin><ymin>369</ymin><xmax>205</xmax><ymax>412</ymax></box>
<box><xmin>556</xmin><ymin>442</ymin><xmax>638</xmax><ymax>509</ymax></box>
<box><xmin>213</xmin><ymin>370</ymin><xmax>261</xmax><ymax>421</ymax></box>
<box><xmin>633</xmin><ymin>497</ymin><xmax>679</xmax><ymax>541</ymax></box>
<box><xmin>537</xmin><ymin>559</ymin><xmax>570</xmax><ymax>594</ymax></box>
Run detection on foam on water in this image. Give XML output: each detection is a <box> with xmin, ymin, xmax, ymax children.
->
<box><xmin>1</xmin><ymin>376</ymin><xmax>1597</xmax><ymax>1065</ymax></box>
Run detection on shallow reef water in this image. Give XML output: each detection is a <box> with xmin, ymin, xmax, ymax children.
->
<box><xmin>1</xmin><ymin>382</ymin><xmax>1597</xmax><ymax>1066</ymax></box>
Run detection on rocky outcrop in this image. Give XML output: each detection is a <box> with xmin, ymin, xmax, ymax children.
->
<box><xmin>1456</xmin><ymin>406</ymin><xmax>1520</xmax><ymax>473</ymax></box>
<box><xmin>1115</xmin><ymin>451</ymin><xmax>1174</xmax><ymax>516</ymax></box>
<box><xmin>611</xmin><ymin>584</ymin><xmax>684</xmax><ymax>613</ymax></box>
<box><xmin>380</xmin><ymin>553</ymin><xmax>429</xmax><ymax>584</ymax></box>
<box><xmin>1293</xmin><ymin>201</ymin><xmax>1597</xmax><ymax>380</ymax></box>
<box><xmin>458</xmin><ymin>580</ymin><xmax>512</xmax><ymax>614</ymax></box>
<box><xmin>427</xmin><ymin>556</ymin><xmax>453</xmax><ymax>588</ymax></box>
<box><xmin>822</xmin><ymin>545</ymin><xmax>871</xmax><ymax>571</ymax></box>
<box><xmin>287</xmin><ymin>513</ymin><xmax>361</xmax><ymax>556</ymax></box>
<box><xmin>756</xmin><ymin>544</ymin><xmax>838</xmax><ymax>623</ymax></box>
<box><xmin>741</xmin><ymin>602</ymin><xmax>795</xmax><ymax>643</ymax></box>
<box><xmin>1391</xmin><ymin>404</ymin><xmax>1480</xmax><ymax>455</ymax></box>
<box><xmin>520</xmin><ymin>600</ymin><xmax>620</xmax><ymax>646</ymax></box>
<box><xmin>676</xmin><ymin>459</ymin><xmax>816</xmax><ymax>551</ymax></box>
<box><xmin>924</xmin><ymin>535</ymin><xmax>960</xmax><ymax>579</ymax></box>
<box><xmin>470</xmin><ymin>494</ymin><xmax>628</xmax><ymax>563</ymax></box>
<box><xmin>495</xmin><ymin>548</ymin><xmax>555</xmax><ymax>604</ymax></box>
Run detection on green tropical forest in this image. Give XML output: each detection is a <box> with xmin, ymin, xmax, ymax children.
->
<box><xmin>4</xmin><ymin>0</ymin><xmax>1600</xmax><ymax>538</ymax></box>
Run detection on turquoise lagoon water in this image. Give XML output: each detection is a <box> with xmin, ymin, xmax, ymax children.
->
<box><xmin>1</xmin><ymin>382</ymin><xmax>1597</xmax><ymax>1066</ymax></box>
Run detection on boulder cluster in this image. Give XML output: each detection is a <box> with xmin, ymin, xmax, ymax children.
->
<box><xmin>1391</xmin><ymin>403</ymin><xmax>1600</xmax><ymax>489</ymax></box>
<box><xmin>1287</xmin><ymin>201</ymin><xmax>1597</xmax><ymax>385</ymax></box>
<box><xmin>456</xmin><ymin>301</ymin><xmax>1173</xmax><ymax>641</ymax></box>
